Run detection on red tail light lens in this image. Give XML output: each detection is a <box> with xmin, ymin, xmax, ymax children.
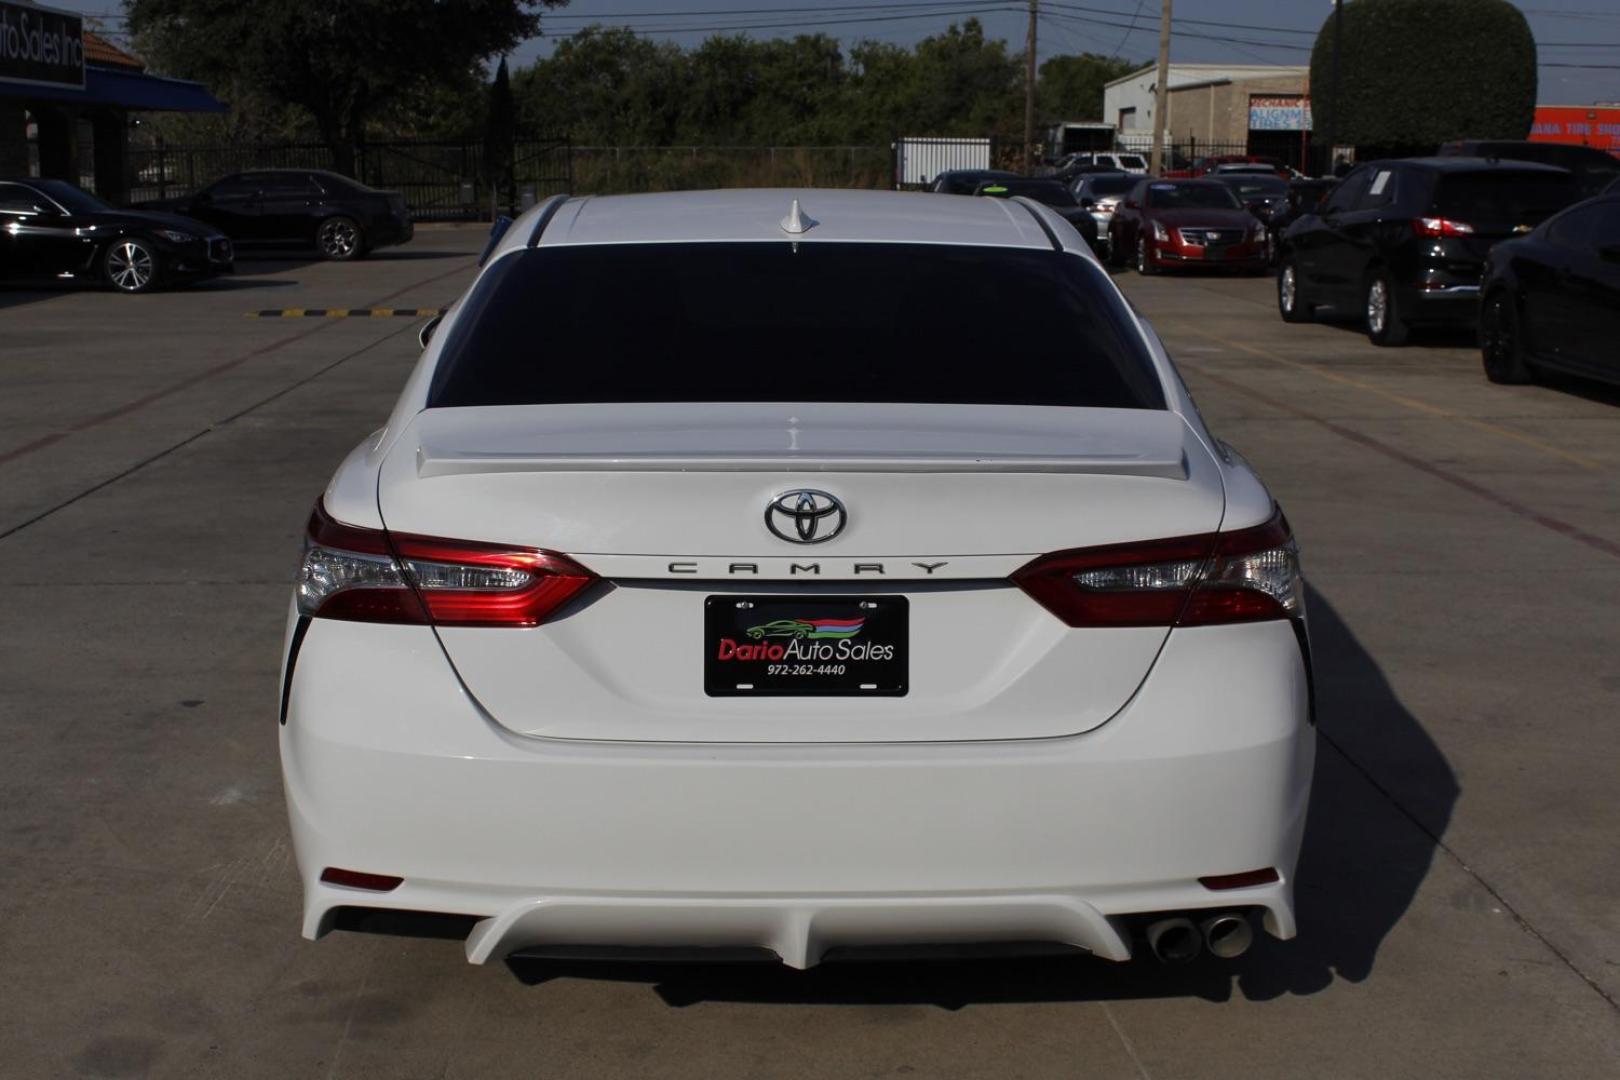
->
<box><xmin>1199</xmin><ymin>867</ymin><xmax>1280</xmax><ymax>890</ymax></box>
<box><xmin>1011</xmin><ymin>508</ymin><xmax>1301</xmax><ymax>628</ymax></box>
<box><xmin>320</xmin><ymin>867</ymin><xmax>403</xmax><ymax>891</ymax></box>
<box><xmin>296</xmin><ymin>500</ymin><xmax>596</xmax><ymax>627</ymax></box>
<box><xmin>1412</xmin><ymin>216</ymin><xmax>1475</xmax><ymax>238</ymax></box>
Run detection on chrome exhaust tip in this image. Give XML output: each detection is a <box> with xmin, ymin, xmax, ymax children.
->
<box><xmin>1145</xmin><ymin>917</ymin><xmax>1202</xmax><ymax>965</ymax></box>
<box><xmin>1200</xmin><ymin>912</ymin><xmax>1254</xmax><ymax>959</ymax></box>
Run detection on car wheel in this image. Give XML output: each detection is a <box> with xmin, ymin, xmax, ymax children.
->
<box><xmin>1363</xmin><ymin>271</ymin><xmax>1408</xmax><ymax>346</ymax></box>
<box><xmin>1480</xmin><ymin>290</ymin><xmax>1534</xmax><ymax>384</ymax></box>
<box><xmin>104</xmin><ymin>239</ymin><xmax>160</xmax><ymax>293</ymax></box>
<box><xmin>1135</xmin><ymin>235</ymin><xmax>1157</xmax><ymax>275</ymax></box>
<box><xmin>1278</xmin><ymin>259</ymin><xmax>1313</xmax><ymax>323</ymax></box>
<box><xmin>317</xmin><ymin>216</ymin><xmax>366</xmax><ymax>261</ymax></box>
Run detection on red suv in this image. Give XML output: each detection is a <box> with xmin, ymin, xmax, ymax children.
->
<box><xmin>1108</xmin><ymin>179</ymin><xmax>1271</xmax><ymax>274</ymax></box>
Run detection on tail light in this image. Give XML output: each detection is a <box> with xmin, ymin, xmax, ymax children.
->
<box><xmin>295</xmin><ymin>500</ymin><xmax>596</xmax><ymax>627</ymax></box>
<box><xmin>1011</xmin><ymin>508</ymin><xmax>1301</xmax><ymax>628</ymax></box>
<box><xmin>1412</xmin><ymin>217</ymin><xmax>1475</xmax><ymax>237</ymax></box>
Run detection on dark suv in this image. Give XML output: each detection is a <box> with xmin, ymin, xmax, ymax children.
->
<box><xmin>1276</xmin><ymin>158</ymin><xmax>1581</xmax><ymax>345</ymax></box>
<box><xmin>1439</xmin><ymin>140</ymin><xmax>1620</xmax><ymax>199</ymax></box>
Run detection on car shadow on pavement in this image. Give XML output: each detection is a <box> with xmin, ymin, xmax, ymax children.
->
<box><xmin>0</xmin><ymin>287</ymin><xmax>58</xmax><ymax>311</ymax></box>
<box><xmin>364</xmin><ymin>249</ymin><xmax>475</xmax><ymax>260</ymax></box>
<box><xmin>187</xmin><ymin>277</ymin><xmax>301</xmax><ymax>292</ymax></box>
<box><xmin>1529</xmin><ymin>369</ymin><xmax>1620</xmax><ymax>408</ymax></box>
<box><xmin>502</xmin><ymin>586</ymin><xmax>1459</xmax><ymax>1007</ymax></box>
<box><xmin>1311</xmin><ymin>316</ymin><xmax>1480</xmax><ymax>350</ymax></box>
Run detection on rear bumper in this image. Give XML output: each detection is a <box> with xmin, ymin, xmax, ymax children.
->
<box><xmin>370</xmin><ymin>215</ymin><xmax>414</xmax><ymax>248</ymax></box>
<box><xmin>281</xmin><ymin>618</ymin><xmax>1314</xmax><ymax>967</ymax></box>
<box><xmin>1404</xmin><ymin>283</ymin><xmax>1481</xmax><ymax>325</ymax></box>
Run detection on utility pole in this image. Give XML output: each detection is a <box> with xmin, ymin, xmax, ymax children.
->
<box><xmin>1149</xmin><ymin>0</ymin><xmax>1172</xmax><ymax>175</ymax></box>
<box><xmin>1024</xmin><ymin>0</ymin><xmax>1038</xmax><ymax>172</ymax></box>
<box><xmin>1325</xmin><ymin>0</ymin><xmax>1343</xmax><ymax>175</ymax></box>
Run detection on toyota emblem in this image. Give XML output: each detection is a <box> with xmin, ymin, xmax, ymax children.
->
<box><xmin>764</xmin><ymin>490</ymin><xmax>847</xmax><ymax>544</ymax></box>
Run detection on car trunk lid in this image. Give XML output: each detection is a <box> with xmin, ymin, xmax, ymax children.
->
<box><xmin>375</xmin><ymin>403</ymin><xmax>1225</xmax><ymax>743</ymax></box>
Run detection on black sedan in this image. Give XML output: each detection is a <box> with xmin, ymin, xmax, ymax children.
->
<box><xmin>1479</xmin><ymin>194</ymin><xmax>1620</xmax><ymax>387</ymax></box>
<box><xmin>970</xmin><ymin>177</ymin><xmax>1101</xmax><ymax>250</ymax></box>
<box><xmin>0</xmin><ymin>178</ymin><xmax>232</xmax><ymax>293</ymax></box>
<box><xmin>137</xmin><ymin>169</ymin><xmax>412</xmax><ymax>260</ymax></box>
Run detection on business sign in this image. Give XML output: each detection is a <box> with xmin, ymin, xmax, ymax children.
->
<box><xmin>1531</xmin><ymin>106</ymin><xmax>1620</xmax><ymax>154</ymax></box>
<box><xmin>1249</xmin><ymin>95</ymin><xmax>1312</xmax><ymax>132</ymax></box>
<box><xmin>0</xmin><ymin>0</ymin><xmax>85</xmax><ymax>89</ymax></box>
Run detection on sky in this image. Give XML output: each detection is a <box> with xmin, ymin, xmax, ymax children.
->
<box><xmin>57</xmin><ymin>0</ymin><xmax>1620</xmax><ymax>107</ymax></box>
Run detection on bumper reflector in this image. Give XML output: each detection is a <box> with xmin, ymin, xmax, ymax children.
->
<box><xmin>320</xmin><ymin>867</ymin><xmax>404</xmax><ymax>892</ymax></box>
<box><xmin>1199</xmin><ymin>868</ymin><xmax>1280</xmax><ymax>891</ymax></box>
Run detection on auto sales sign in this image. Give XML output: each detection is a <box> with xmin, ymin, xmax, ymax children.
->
<box><xmin>0</xmin><ymin>1</ymin><xmax>84</xmax><ymax>89</ymax></box>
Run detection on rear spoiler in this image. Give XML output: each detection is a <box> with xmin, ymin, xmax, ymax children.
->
<box><xmin>416</xmin><ymin>448</ymin><xmax>1189</xmax><ymax>480</ymax></box>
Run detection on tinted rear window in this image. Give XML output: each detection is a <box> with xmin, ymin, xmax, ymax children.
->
<box><xmin>429</xmin><ymin>243</ymin><xmax>1166</xmax><ymax>410</ymax></box>
<box><xmin>1083</xmin><ymin>176</ymin><xmax>1137</xmax><ymax>196</ymax></box>
<box><xmin>1432</xmin><ymin>172</ymin><xmax>1580</xmax><ymax>222</ymax></box>
<box><xmin>980</xmin><ymin>180</ymin><xmax>1077</xmax><ymax>207</ymax></box>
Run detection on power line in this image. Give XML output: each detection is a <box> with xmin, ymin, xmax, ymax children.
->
<box><xmin>539</xmin><ymin>5</ymin><xmax>1026</xmax><ymax>37</ymax></box>
<box><xmin>1106</xmin><ymin>0</ymin><xmax>1148</xmax><ymax>60</ymax></box>
<box><xmin>540</xmin><ymin>0</ymin><xmax>998</xmax><ymax>16</ymax></box>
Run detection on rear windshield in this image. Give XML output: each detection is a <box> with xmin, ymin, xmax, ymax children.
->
<box><xmin>1215</xmin><ymin>176</ymin><xmax>1288</xmax><ymax>198</ymax></box>
<box><xmin>1082</xmin><ymin>175</ymin><xmax>1138</xmax><ymax>196</ymax></box>
<box><xmin>980</xmin><ymin>180</ymin><xmax>1078</xmax><ymax>207</ymax></box>
<box><xmin>1145</xmin><ymin>183</ymin><xmax>1242</xmax><ymax>210</ymax></box>
<box><xmin>429</xmin><ymin>243</ymin><xmax>1166</xmax><ymax>410</ymax></box>
<box><xmin>1432</xmin><ymin>172</ymin><xmax>1580</xmax><ymax>222</ymax></box>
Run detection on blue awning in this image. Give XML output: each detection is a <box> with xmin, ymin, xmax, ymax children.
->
<box><xmin>0</xmin><ymin>65</ymin><xmax>225</xmax><ymax>113</ymax></box>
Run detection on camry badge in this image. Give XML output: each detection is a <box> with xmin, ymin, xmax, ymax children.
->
<box><xmin>765</xmin><ymin>490</ymin><xmax>847</xmax><ymax>544</ymax></box>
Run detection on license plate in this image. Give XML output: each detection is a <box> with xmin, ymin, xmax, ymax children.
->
<box><xmin>704</xmin><ymin>596</ymin><xmax>908</xmax><ymax>696</ymax></box>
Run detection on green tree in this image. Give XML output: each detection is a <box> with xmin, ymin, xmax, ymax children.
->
<box><xmin>514</xmin><ymin>27</ymin><xmax>685</xmax><ymax>145</ymax></box>
<box><xmin>127</xmin><ymin>0</ymin><xmax>563</xmax><ymax>173</ymax></box>
<box><xmin>485</xmin><ymin>58</ymin><xmax>517</xmax><ymax>203</ymax></box>
<box><xmin>1310</xmin><ymin>0</ymin><xmax>1536</xmax><ymax>156</ymax></box>
<box><xmin>902</xmin><ymin>19</ymin><xmax>1022</xmax><ymax>135</ymax></box>
<box><xmin>1037</xmin><ymin>53</ymin><xmax>1140</xmax><ymax>123</ymax></box>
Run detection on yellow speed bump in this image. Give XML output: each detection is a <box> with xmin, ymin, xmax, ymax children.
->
<box><xmin>246</xmin><ymin>308</ymin><xmax>444</xmax><ymax>319</ymax></box>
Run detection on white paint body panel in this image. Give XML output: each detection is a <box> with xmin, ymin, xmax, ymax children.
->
<box><xmin>283</xmin><ymin>188</ymin><xmax>1313</xmax><ymax>964</ymax></box>
<box><xmin>282</xmin><ymin>618</ymin><xmax>1313</xmax><ymax>967</ymax></box>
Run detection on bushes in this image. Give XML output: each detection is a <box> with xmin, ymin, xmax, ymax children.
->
<box><xmin>1310</xmin><ymin>0</ymin><xmax>1536</xmax><ymax>155</ymax></box>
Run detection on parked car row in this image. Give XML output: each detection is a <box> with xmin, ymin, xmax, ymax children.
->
<box><xmin>0</xmin><ymin>178</ymin><xmax>234</xmax><ymax>293</ymax></box>
<box><xmin>1269</xmin><ymin>152</ymin><xmax>1619</xmax><ymax>389</ymax></box>
<box><xmin>0</xmin><ymin>168</ymin><xmax>413</xmax><ymax>294</ymax></box>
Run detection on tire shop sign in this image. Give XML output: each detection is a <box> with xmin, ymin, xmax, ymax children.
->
<box><xmin>0</xmin><ymin>0</ymin><xmax>84</xmax><ymax>89</ymax></box>
<box><xmin>1249</xmin><ymin>95</ymin><xmax>1313</xmax><ymax>132</ymax></box>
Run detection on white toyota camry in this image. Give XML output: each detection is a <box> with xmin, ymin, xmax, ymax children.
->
<box><xmin>280</xmin><ymin>188</ymin><xmax>1314</xmax><ymax>969</ymax></box>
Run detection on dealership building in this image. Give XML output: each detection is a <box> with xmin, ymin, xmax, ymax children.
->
<box><xmin>0</xmin><ymin>0</ymin><xmax>223</xmax><ymax>202</ymax></box>
<box><xmin>1103</xmin><ymin>63</ymin><xmax>1313</xmax><ymax>166</ymax></box>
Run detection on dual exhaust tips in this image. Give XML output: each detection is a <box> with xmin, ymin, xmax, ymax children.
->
<box><xmin>1145</xmin><ymin>913</ymin><xmax>1254</xmax><ymax>964</ymax></box>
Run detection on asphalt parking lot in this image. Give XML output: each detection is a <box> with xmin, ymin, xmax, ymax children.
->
<box><xmin>3</xmin><ymin>225</ymin><xmax>1619</xmax><ymax>1079</ymax></box>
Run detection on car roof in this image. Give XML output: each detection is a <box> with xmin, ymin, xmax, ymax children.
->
<box><xmin>534</xmin><ymin>189</ymin><xmax>1060</xmax><ymax>250</ymax></box>
<box><xmin>1366</xmin><ymin>156</ymin><xmax>1572</xmax><ymax>175</ymax></box>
